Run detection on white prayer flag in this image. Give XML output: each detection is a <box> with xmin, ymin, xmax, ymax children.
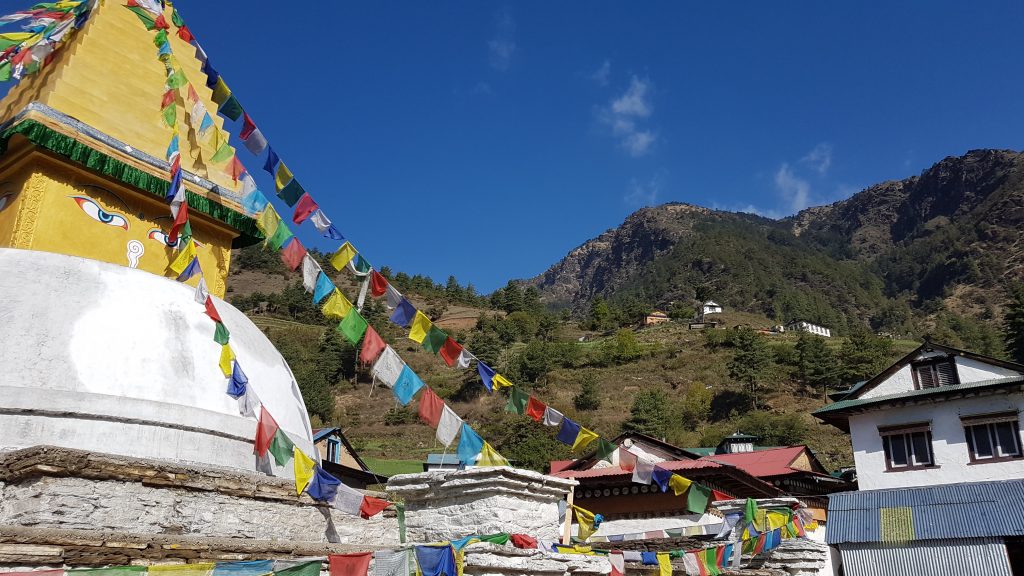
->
<box><xmin>309</xmin><ymin>209</ymin><xmax>333</xmax><ymax>234</ymax></box>
<box><xmin>436</xmin><ymin>405</ymin><xmax>463</xmax><ymax>447</ymax></box>
<box><xmin>632</xmin><ymin>459</ymin><xmax>654</xmax><ymax>484</ymax></box>
<box><xmin>301</xmin><ymin>254</ymin><xmax>321</xmax><ymax>293</ymax></box>
<box><xmin>194</xmin><ymin>277</ymin><xmax>210</xmax><ymax>305</ymax></box>
<box><xmin>542</xmin><ymin>406</ymin><xmax>564</xmax><ymax>427</ymax></box>
<box><xmin>333</xmin><ymin>482</ymin><xmax>364</xmax><ymax>516</ymax></box>
<box><xmin>372</xmin><ymin>346</ymin><xmax>405</xmax><ymax>388</ymax></box>
<box><xmin>456</xmin><ymin>350</ymin><xmax>474</xmax><ymax>369</ymax></box>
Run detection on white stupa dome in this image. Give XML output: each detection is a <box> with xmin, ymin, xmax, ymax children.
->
<box><xmin>0</xmin><ymin>247</ymin><xmax>314</xmax><ymax>477</ymax></box>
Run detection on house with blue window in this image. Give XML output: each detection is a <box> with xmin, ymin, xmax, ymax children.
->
<box><xmin>814</xmin><ymin>342</ymin><xmax>1024</xmax><ymax>575</ymax></box>
<box><xmin>312</xmin><ymin>427</ymin><xmax>387</xmax><ymax>489</ymax></box>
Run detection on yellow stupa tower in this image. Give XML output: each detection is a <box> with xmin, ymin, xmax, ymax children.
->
<box><xmin>0</xmin><ymin>0</ymin><xmax>259</xmax><ymax>297</ymax></box>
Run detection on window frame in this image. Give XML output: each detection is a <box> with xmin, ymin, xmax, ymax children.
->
<box><xmin>962</xmin><ymin>412</ymin><xmax>1024</xmax><ymax>464</ymax></box>
<box><xmin>326</xmin><ymin>437</ymin><xmax>341</xmax><ymax>463</ymax></box>
<box><xmin>910</xmin><ymin>357</ymin><xmax>960</xmax><ymax>390</ymax></box>
<box><xmin>879</xmin><ymin>423</ymin><xmax>936</xmax><ymax>472</ymax></box>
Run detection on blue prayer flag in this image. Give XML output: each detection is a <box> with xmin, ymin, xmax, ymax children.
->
<box><xmin>241</xmin><ymin>190</ymin><xmax>269</xmax><ymax>215</ymax></box>
<box><xmin>204</xmin><ymin>62</ymin><xmax>219</xmax><ymax>88</ymax></box>
<box><xmin>477</xmin><ymin>361</ymin><xmax>496</xmax><ymax>392</ymax></box>
<box><xmin>414</xmin><ymin>545</ymin><xmax>456</xmax><ymax>576</ymax></box>
<box><xmin>456</xmin><ymin>423</ymin><xmax>484</xmax><ymax>464</ymax></box>
<box><xmin>157</xmin><ymin>41</ymin><xmax>171</xmax><ymax>57</ymax></box>
<box><xmin>555</xmin><ymin>417</ymin><xmax>581</xmax><ymax>446</ymax></box>
<box><xmin>450</xmin><ymin>535</ymin><xmax>476</xmax><ymax>552</ymax></box>
<box><xmin>226</xmin><ymin>362</ymin><xmax>248</xmax><ymax>398</ymax></box>
<box><xmin>212</xmin><ymin>561</ymin><xmax>274</xmax><ymax>576</ymax></box>
<box><xmin>305</xmin><ymin>466</ymin><xmax>342</xmax><ymax>502</ymax></box>
<box><xmin>652</xmin><ymin>466</ymin><xmax>672</xmax><ymax>493</ymax></box>
<box><xmin>323</xmin><ymin>225</ymin><xmax>344</xmax><ymax>241</ymax></box>
<box><xmin>167</xmin><ymin>168</ymin><xmax>182</xmax><ymax>202</ymax></box>
<box><xmin>641</xmin><ymin>552</ymin><xmax>658</xmax><ymax>566</ymax></box>
<box><xmin>198</xmin><ymin>112</ymin><xmax>214</xmax><ymax>135</ymax></box>
<box><xmin>312</xmin><ymin>273</ymin><xmax>334</xmax><ymax>305</ymax></box>
<box><xmin>392</xmin><ymin>366</ymin><xmax>425</xmax><ymax>405</ymax></box>
<box><xmin>176</xmin><ymin>257</ymin><xmax>201</xmax><ymax>282</ymax></box>
<box><xmin>263</xmin><ymin>147</ymin><xmax>279</xmax><ymax>175</ymax></box>
<box><xmin>166</xmin><ymin>135</ymin><xmax>179</xmax><ymax>160</ymax></box>
<box><xmin>389</xmin><ymin>297</ymin><xmax>416</xmax><ymax>328</ymax></box>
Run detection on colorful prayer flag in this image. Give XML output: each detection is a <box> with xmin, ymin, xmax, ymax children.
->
<box><xmin>253</xmin><ymin>406</ymin><xmax>278</xmax><ymax>456</ymax></box>
<box><xmin>301</xmin><ymin>254</ymin><xmax>320</xmax><ymax>292</ymax></box>
<box><xmin>313</xmin><ymin>273</ymin><xmax>335</xmax><ymax>304</ymax></box>
<box><xmin>556</xmin><ymin>417</ymin><xmax>581</xmax><ymax>446</ymax></box>
<box><xmin>492</xmin><ymin>373</ymin><xmax>513</xmax><ymax>389</ymax></box>
<box><xmin>169</xmin><ymin>239</ymin><xmax>196</xmax><ymax>275</ymax></box>
<box><xmin>213</xmin><ymin>322</ymin><xmax>230</xmax><ymax>345</ymax></box>
<box><xmin>293</xmin><ymin>447</ymin><xmax>316</xmax><ymax>495</ymax></box>
<box><xmin>408</xmin><ymin>311</ymin><xmax>432</xmax><ymax>344</ymax></box>
<box><xmin>359</xmin><ymin>325</ymin><xmax>386</xmax><ymax>365</ymax></box>
<box><xmin>439</xmin><ymin>337</ymin><xmax>463</xmax><ymax>367</ymax></box>
<box><xmin>668</xmin><ymin>474</ymin><xmax>692</xmax><ymax>496</ymax></box>
<box><xmin>226</xmin><ymin>361</ymin><xmax>247</xmax><ymax>398</ymax></box>
<box><xmin>370</xmin><ymin>270</ymin><xmax>388</xmax><ymax>297</ymax></box>
<box><xmin>278</xmin><ymin>178</ymin><xmax>305</xmax><ymax>207</ymax></box>
<box><xmin>218</xmin><ymin>344</ymin><xmax>235</xmax><ymax>377</ymax></box>
<box><xmin>279</xmin><ymin>236</ymin><xmax>306</xmax><ymax>271</ymax></box>
<box><xmin>632</xmin><ymin>458</ymin><xmax>654</xmax><ymax>484</ymax></box>
<box><xmin>477</xmin><ymin>441</ymin><xmax>509</xmax><ymax>467</ymax></box>
<box><xmin>417</xmin><ymin>387</ymin><xmax>444</xmax><ymax>427</ymax></box>
<box><xmin>542</xmin><ymin>406</ymin><xmax>564</xmax><ymax>426</ymax></box>
<box><xmin>256</xmin><ymin>205</ymin><xmax>281</xmax><ymax>238</ymax></box>
<box><xmin>505</xmin><ymin>387</ymin><xmax>529</xmax><ymax>415</ymax></box>
<box><xmin>436</xmin><ymin>405</ymin><xmax>462</xmax><ymax>447</ymax></box>
<box><xmin>525</xmin><ymin>396</ymin><xmax>546</xmax><ymax>421</ymax></box>
<box><xmin>360</xmin><ymin>495</ymin><xmax>390</xmax><ymax>519</ymax></box>
<box><xmin>263</xmin><ymin>146</ymin><xmax>279</xmax><ymax>174</ymax></box>
<box><xmin>292</xmin><ymin>193</ymin><xmax>318</xmax><ymax>224</ymax></box>
<box><xmin>573</xmin><ymin>505</ymin><xmax>599</xmax><ymax>540</ymax></box>
<box><xmin>321</xmin><ymin>289</ymin><xmax>353</xmax><ymax>320</ymax></box>
<box><xmin>456</xmin><ymin>423</ymin><xmax>483</xmax><ymax>464</ymax></box>
<box><xmin>595</xmin><ymin>438</ymin><xmax>617</xmax><ymax>463</ymax></box>
<box><xmin>218</xmin><ymin>94</ymin><xmax>242</xmax><ymax>121</ymax></box>
<box><xmin>269</xmin><ymin>428</ymin><xmax>295</xmax><ymax>466</ymax></box>
<box><xmin>687</xmin><ymin>483</ymin><xmax>713</xmax><ymax>514</ymax></box>
<box><xmin>572</xmin><ymin>426</ymin><xmax>599</xmax><ymax>452</ymax></box>
<box><xmin>306</xmin><ymin>466</ymin><xmax>342</xmax><ymax>503</ymax></box>
<box><xmin>337</xmin><ymin>309</ymin><xmax>368</xmax><ymax>344</ymax></box>
<box><xmin>330</xmin><ymin>241</ymin><xmax>357</xmax><ymax>270</ymax></box>
<box><xmin>389</xmin><ymin>297</ymin><xmax>416</xmax><ymax>327</ymax></box>
<box><xmin>274</xmin><ymin>162</ymin><xmax>293</xmax><ymax>191</ymax></box>
<box><xmin>392</xmin><ymin>365</ymin><xmax>425</xmax><ymax>405</ymax></box>
<box><xmin>421</xmin><ymin>325</ymin><xmax>447</xmax><ymax>354</ymax></box>
<box><xmin>327</xmin><ymin>553</ymin><xmax>371</xmax><ymax>576</ymax></box>
<box><xmin>265</xmin><ymin>222</ymin><xmax>293</xmax><ymax>251</ymax></box>
<box><xmin>652</xmin><ymin>466</ymin><xmax>672</xmax><ymax>493</ymax></box>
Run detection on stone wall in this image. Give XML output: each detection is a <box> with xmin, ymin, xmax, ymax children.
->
<box><xmin>387</xmin><ymin>467</ymin><xmax>577</xmax><ymax>543</ymax></box>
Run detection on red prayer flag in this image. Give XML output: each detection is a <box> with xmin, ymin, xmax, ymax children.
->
<box><xmin>618</xmin><ymin>448</ymin><xmax>637</xmax><ymax>472</ymax></box>
<box><xmin>204</xmin><ymin>297</ymin><xmax>223</xmax><ymax>323</ymax></box>
<box><xmin>126</xmin><ymin>0</ymin><xmax>139</xmax><ymax>5</ymax></box>
<box><xmin>240</xmin><ymin>112</ymin><xmax>257</xmax><ymax>140</ymax></box>
<box><xmin>187</xmin><ymin>83</ymin><xmax>200</xmax><ymax>103</ymax></box>
<box><xmin>160</xmin><ymin>89</ymin><xmax>174</xmax><ymax>109</ymax></box>
<box><xmin>359</xmin><ymin>496</ymin><xmax>390</xmax><ymax>519</ymax></box>
<box><xmin>227</xmin><ymin>154</ymin><xmax>245</xmax><ymax>183</ymax></box>
<box><xmin>292</xmin><ymin>193</ymin><xmax>319</xmax><ymax>225</ymax></box>
<box><xmin>279</xmin><ymin>237</ymin><xmax>306</xmax><ymax>271</ymax></box>
<box><xmin>170</xmin><ymin>154</ymin><xmax>181</xmax><ymax>173</ymax></box>
<box><xmin>715</xmin><ymin>545</ymin><xmax>726</xmax><ymax>567</ymax></box>
<box><xmin>359</xmin><ymin>325</ymin><xmax>386</xmax><ymax>365</ymax></box>
<box><xmin>438</xmin><ymin>337</ymin><xmax>463</xmax><ymax>367</ymax></box>
<box><xmin>417</xmin><ymin>387</ymin><xmax>444</xmax><ymax>427</ymax></box>
<box><xmin>711</xmin><ymin>489</ymin><xmax>734</xmax><ymax>502</ymax></box>
<box><xmin>253</xmin><ymin>406</ymin><xmax>278</xmax><ymax>456</ymax></box>
<box><xmin>328</xmin><ymin>553</ymin><xmax>372</xmax><ymax>576</ymax></box>
<box><xmin>525</xmin><ymin>396</ymin><xmax>546</xmax><ymax>422</ymax></box>
<box><xmin>167</xmin><ymin>199</ymin><xmax>188</xmax><ymax>245</ymax></box>
<box><xmin>510</xmin><ymin>533</ymin><xmax>537</xmax><ymax>549</ymax></box>
<box><xmin>370</xmin><ymin>270</ymin><xmax>388</xmax><ymax>298</ymax></box>
<box><xmin>153</xmin><ymin>13</ymin><xmax>169</xmax><ymax>29</ymax></box>
<box><xmin>176</xmin><ymin>25</ymin><xmax>194</xmax><ymax>43</ymax></box>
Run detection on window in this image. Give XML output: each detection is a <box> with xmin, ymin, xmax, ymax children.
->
<box><xmin>326</xmin><ymin>438</ymin><xmax>340</xmax><ymax>463</ymax></box>
<box><xmin>880</xmin><ymin>424</ymin><xmax>934</xmax><ymax>470</ymax></box>
<box><xmin>963</xmin><ymin>413</ymin><xmax>1022</xmax><ymax>463</ymax></box>
<box><xmin>912</xmin><ymin>358</ymin><xmax>959</xmax><ymax>390</ymax></box>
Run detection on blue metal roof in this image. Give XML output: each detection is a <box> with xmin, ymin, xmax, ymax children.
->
<box><xmin>827</xmin><ymin>479</ymin><xmax>1024</xmax><ymax>545</ymax></box>
<box><xmin>312</xmin><ymin>427</ymin><xmax>340</xmax><ymax>442</ymax></box>
<box><xmin>425</xmin><ymin>453</ymin><xmax>462</xmax><ymax>465</ymax></box>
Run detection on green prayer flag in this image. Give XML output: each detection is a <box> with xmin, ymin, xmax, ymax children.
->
<box><xmin>687</xmin><ymin>483</ymin><xmax>713</xmax><ymax>515</ymax></box>
<box><xmin>124</xmin><ymin>6</ymin><xmax>156</xmax><ymax>30</ymax></box>
<box><xmin>744</xmin><ymin>497</ymin><xmax>759</xmax><ymax>527</ymax></box>
<box><xmin>70</xmin><ymin>568</ymin><xmax>148</xmax><ymax>576</ymax></box>
<box><xmin>274</xmin><ymin>561</ymin><xmax>321</xmax><ymax>576</ymax></box>
<box><xmin>218</xmin><ymin>94</ymin><xmax>243</xmax><ymax>121</ymax></box>
<box><xmin>595</xmin><ymin>438</ymin><xmax>617</xmax><ymax>463</ymax></box>
<box><xmin>166</xmin><ymin>68</ymin><xmax>187</xmax><ymax>89</ymax></box>
<box><xmin>213</xmin><ymin>322</ymin><xmax>230</xmax><ymax>345</ymax></box>
<box><xmin>210</xmin><ymin>142</ymin><xmax>233</xmax><ymax>164</ymax></box>
<box><xmin>171</xmin><ymin>8</ymin><xmax>185</xmax><ymax>27</ymax></box>
<box><xmin>478</xmin><ymin>533</ymin><xmax>510</xmax><ymax>545</ymax></box>
<box><xmin>0</xmin><ymin>61</ymin><xmax>11</xmax><ymax>82</ymax></box>
<box><xmin>277</xmin><ymin>178</ymin><xmax>305</xmax><ymax>207</ymax></box>
<box><xmin>153</xmin><ymin>29</ymin><xmax>168</xmax><ymax>47</ymax></box>
<box><xmin>338</xmin><ymin>310</ymin><xmax>368</xmax><ymax>344</ymax></box>
<box><xmin>505</xmin><ymin>387</ymin><xmax>529</xmax><ymax>415</ymax></box>
<box><xmin>421</xmin><ymin>325</ymin><xmax>447</xmax><ymax>354</ymax></box>
<box><xmin>269</xmin><ymin>428</ymin><xmax>295</xmax><ymax>466</ymax></box>
<box><xmin>354</xmin><ymin>255</ymin><xmax>371</xmax><ymax>274</ymax></box>
<box><xmin>266</xmin><ymin>224</ymin><xmax>293</xmax><ymax>251</ymax></box>
<box><xmin>704</xmin><ymin>547</ymin><xmax>720</xmax><ymax>576</ymax></box>
<box><xmin>161</xmin><ymin>103</ymin><xmax>176</xmax><ymax>128</ymax></box>
<box><xmin>180</xmin><ymin>221</ymin><xmax>193</xmax><ymax>245</ymax></box>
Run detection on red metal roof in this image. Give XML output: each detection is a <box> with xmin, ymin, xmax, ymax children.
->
<box><xmin>549</xmin><ymin>460</ymin><xmax>575</xmax><ymax>474</ymax></box>
<box><xmin>551</xmin><ymin>460</ymin><xmax>722</xmax><ymax>479</ymax></box>
<box><xmin>698</xmin><ymin>446</ymin><xmax>819</xmax><ymax>478</ymax></box>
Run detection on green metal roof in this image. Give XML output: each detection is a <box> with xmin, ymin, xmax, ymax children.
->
<box><xmin>813</xmin><ymin>376</ymin><xmax>1024</xmax><ymax>417</ymax></box>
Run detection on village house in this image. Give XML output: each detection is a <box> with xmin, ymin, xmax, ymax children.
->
<box><xmin>702</xmin><ymin>301</ymin><xmax>723</xmax><ymax>316</ymax></box>
<box><xmin>786</xmin><ymin>320</ymin><xmax>832</xmax><ymax>338</ymax></box>
<box><xmin>643</xmin><ymin>310</ymin><xmax>671</xmax><ymax>326</ymax></box>
<box><xmin>814</xmin><ymin>341</ymin><xmax>1024</xmax><ymax>575</ymax></box>
<box><xmin>313</xmin><ymin>427</ymin><xmax>388</xmax><ymax>489</ymax></box>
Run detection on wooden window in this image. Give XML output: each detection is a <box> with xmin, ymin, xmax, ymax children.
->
<box><xmin>880</xmin><ymin>423</ymin><xmax>934</xmax><ymax>470</ymax></box>
<box><xmin>963</xmin><ymin>412</ymin><xmax>1023</xmax><ymax>463</ymax></box>
<box><xmin>911</xmin><ymin>358</ymin><xmax>959</xmax><ymax>390</ymax></box>
<box><xmin>326</xmin><ymin>438</ymin><xmax>340</xmax><ymax>463</ymax></box>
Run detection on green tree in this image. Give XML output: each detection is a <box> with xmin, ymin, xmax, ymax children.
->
<box><xmin>839</xmin><ymin>326</ymin><xmax>893</xmax><ymax>384</ymax></box>
<box><xmin>1005</xmin><ymin>284</ymin><xmax>1024</xmax><ymax>363</ymax></box>
<box><xmin>622</xmin><ymin>389</ymin><xmax>669</xmax><ymax>438</ymax></box>
<box><xmin>517</xmin><ymin>341</ymin><xmax>552</xmax><ymax>383</ymax></box>
<box><xmin>586</xmin><ymin>297</ymin><xmax>614</xmax><ymax>331</ymax></box>
<box><xmin>573</xmin><ymin>372</ymin><xmax>602</xmax><ymax>411</ymax></box>
<box><xmin>795</xmin><ymin>333</ymin><xmax>838</xmax><ymax>398</ymax></box>
<box><xmin>727</xmin><ymin>329</ymin><xmax>773</xmax><ymax>408</ymax></box>
<box><xmin>479</xmin><ymin>415</ymin><xmax>571</xmax><ymax>472</ymax></box>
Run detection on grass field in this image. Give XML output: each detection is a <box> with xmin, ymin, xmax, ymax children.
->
<box><xmin>363</xmin><ymin>457</ymin><xmax>423</xmax><ymax>477</ymax></box>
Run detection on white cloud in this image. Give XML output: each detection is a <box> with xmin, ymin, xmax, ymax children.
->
<box><xmin>774</xmin><ymin>163</ymin><xmax>812</xmax><ymax>213</ymax></box>
<box><xmin>800</xmin><ymin>142</ymin><xmax>832</xmax><ymax>175</ymax></box>
<box><xmin>624</xmin><ymin>175</ymin><xmax>663</xmax><ymax>207</ymax></box>
<box><xmin>591</xmin><ymin>59</ymin><xmax>611</xmax><ymax>86</ymax></box>
<box><xmin>488</xmin><ymin>11</ymin><xmax>516</xmax><ymax>71</ymax></box>
<box><xmin>599</xmin><ymin>76</ymin><xmax>657</xmax><ymax>157</ymax></box>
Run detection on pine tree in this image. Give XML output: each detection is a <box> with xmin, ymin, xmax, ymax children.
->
<box><xmin>839</xmin><ymin>326</ymin><xmax>892</xmax><ymax>383</ymax></box>
<box><xmin>622</xmin><ymin>390</ymin><xmax>668</xmax><ymax>437</ymax></box>
<box><xmin>573</xmin><ymin>373</ymin><xmax>602</xmax><ymax>411</ymax></box>
<box><xmin>795</xmin><ymin>332</ymin><xmax>838</xmax><ymax>398</ymax></box>
<box><xmin>1004</xmin><ymin>284</ymin><xmax>1024</xmax><ymax>363</ymax></box>
<box><xmin>728</xmin><ymin>328</ymin><xmax>773</xmax><ymax>408</ymax></box>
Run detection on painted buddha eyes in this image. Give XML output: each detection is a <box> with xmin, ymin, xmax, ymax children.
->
<box><xmin>0</xmin><ymin>193</ymin><xmax>12</xmax><ymax>212</ymax></box>
<box><xmin>148</xmin><ymin>228</ymin><xmax>203</xmax><ymax>249</ymax></box>
<box><xmin>71</xmin><ymin>196</ymin><xmax>129</xmax><ymax>230</ymax></box>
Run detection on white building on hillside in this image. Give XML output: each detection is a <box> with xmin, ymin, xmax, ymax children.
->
<box><xmin>815</xmin><ymin>342</ymin><xmax>1024</xmax><ymax>576</ymax></box>
<box><xmin>786</xmin><ymin>320</ymin><xmax>831</xmax><ymax>338</ymax></box>
<box><xmin>702</xmin><ymin>301</ymin><xmax>723</xmax><ymax>315</ymax></box>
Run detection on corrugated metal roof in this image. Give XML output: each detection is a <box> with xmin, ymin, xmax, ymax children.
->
<box><xmin>840</xmin><ymin>538</ymin><xmax>1012</xmax><ymax>576</ymax></box>
<box><xmin>699</xmin><ymin>446</ymin><xmax>811</xmax><ymax>477</ymax></box>
<box><xmin>813</xmin><ymin>376</ymin><xmax>1024</xmax><ymax>416</ymax></box>
<box><xmin>828</xmin><ymin>479</ymin><xmax>1024</xmax><ymax>545</ymax></box>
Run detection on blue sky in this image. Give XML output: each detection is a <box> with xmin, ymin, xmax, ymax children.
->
<box><xmin>4</xmin><ymin>1</ymin><xmax>1023</xmax><ymax>292</ymax></box>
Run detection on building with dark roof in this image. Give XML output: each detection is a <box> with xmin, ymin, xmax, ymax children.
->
<box><xmin>312</xmin><ymin>427</ymin><xmax>388</xmax><ymax>488</ymax></box>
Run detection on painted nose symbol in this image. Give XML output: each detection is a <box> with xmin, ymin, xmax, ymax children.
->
<box><xmin>127</xmin><ymin>240</ymin><xmax>144</xmax><ymax>268</ymax></box>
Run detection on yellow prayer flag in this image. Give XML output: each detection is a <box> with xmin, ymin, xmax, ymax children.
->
<box><xmin>321</xmin><ymin>289</ymin><xmax>353</xmax><ymax>320</ymax></box>
<box><xmin>275</xmin><ymin>162</ymin><xmax>294</xmax><ymax>191</ymax></box>
<box><xmin>492</xmin><ymin>373</ymin><xmax>513</xmax><ymax>389</ymax></box>
<box><xmin>257</xmin><ymin>205</ymin><xmax>281</xmax><ymax>239</ymax></box>
<box><xmin>169</xmin><ymin>239</ymin><xmax>197</xmax><ymax>274</ymax></box>
<box><xmin>409</xmin><ymin>311</ymin><xmax>432</xmax><ymax>343</ymax></box>
<box><xmin>211</xmin><ymin>77</ymin><xmax>230</xmax><ymax>104</ymax></box>
<box><xmin>767</xmin><ymin>510</ymin><xmax>789</xmax><ymax>530</ymax></box>
<box><xmin>330</xmin><ymin>241</ymin><xmax>357</xmax><ymax>270</ymax></box>
<box><xmin>477</xmin><ymin>442</ymin><xmax>509</xmax><ymax>467</ymax></box>
<box><xmin>572</xmin><ymin>426</ymin><xmax>599</xmax><ymax>452</ymax></box>
<box><xmin>293</xmin><ymin>446</ymin><xmax>316</xmax><ymax>495</ymax></box>
<box><xmin>668</xmin><ymin>474</ymin><xmax>692</xmax><ymax>496</ymax></box>
<box><xmin>218</xmin><ymin>344</ymin><xmax>234</xmax><ymax>377</ymax></box>
<box><xmin>573</xmin><ymin>505</ymin><xmax>598</xmax><ymax>541</ymax></box>
<box><xmin>148</xmin><ymin>564</ymin><xmax>215</xmax><ymax>576</ymax></box>
<box><xmin>657</xmin><ymin>552</ymin><xmax>672</xmax><ymax>576</ymax></box>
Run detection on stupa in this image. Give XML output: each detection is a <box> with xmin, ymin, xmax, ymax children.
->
<box><xmin>0</xmin><ymin>0</ymin><xmax>313</xmax><ymax>477</ymax></box>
